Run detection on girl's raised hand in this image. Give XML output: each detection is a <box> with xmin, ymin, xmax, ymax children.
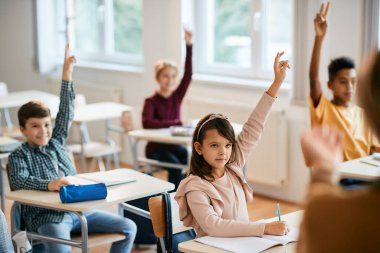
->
<box><xmin>267</xmin><ymin>51</ymin><xmax>290</xmax><ymax>97</ymax></box>
<box><xmin>314</xmin><ymin>2</ymin><xmax>330</xmax><ymax>37</ymax></box>
<box><xmin>62</xmin><ymin>44</ymin><xmax>77</xmax><ymax>81</ymax></box>
<box><xmin>184</xmin><ymin>28</ymin><xmax>193</xmax><ymax>46</ymax></box>
<box><xmin>274</xmin><ymin>51</ymin><xmax>289</xmax><ymax>84</ymax></box>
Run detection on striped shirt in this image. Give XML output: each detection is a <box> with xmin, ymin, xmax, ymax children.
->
<box><xmin>8</xmin><ymin>81</ymin><xmax>76</xmax><ymax>232</ymax></box>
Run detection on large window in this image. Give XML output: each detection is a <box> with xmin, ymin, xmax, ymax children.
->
<box><xmin>58</xmin><ymin>0</ymin><xmax>143</xmax><ymax>66</ymax></box>
<box><xmin>195</xmin><ymin>0</ymin><xmax>294</xmax><ymax>82</ymax></box>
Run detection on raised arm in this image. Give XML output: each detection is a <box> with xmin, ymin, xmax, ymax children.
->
<box><xmin>62</xmin><ymin>44</ymin><xmax>76</xmax><ymax>81</ymax></box>
<box><xmin>301</xmin><ymin>125</ymin><xmax>343</xmax><ymax>180</ymax></box>
<box><xmin>267</xmin><ymin>51</ymin><xmax>289</xmax><ymax>98</ymax></box>
<box><xmin>173</xmin><ymin>28</ymin><xmax>193</xmax><ymax>100</ymax></box>
<box><xmin>52</xmin><ymin>44</ymin><xmax>76</xmax><ymax>144</ymax></box>
<box><xmin>309</xmin><ymin>2</ymin><xmax>330</xmax><ymax>107</ymax></box>
<box><xmin>234</xmin><ymin>52</ymin><xmax>289</xmax><ymax>166</ymax></box>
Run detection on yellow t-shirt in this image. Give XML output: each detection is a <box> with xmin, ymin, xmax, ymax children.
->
<box><xmin>309</xmin><ymin>94</ymin><xmax>379</xmax><ymax>161</ymax></box>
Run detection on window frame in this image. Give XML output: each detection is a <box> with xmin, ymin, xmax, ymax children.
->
<box><xmin>193</xmin><ymin>0</ymin><xmax>294</xmax><ymax>83</ymax></box>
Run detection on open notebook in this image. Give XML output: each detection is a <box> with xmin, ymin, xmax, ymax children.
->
<box><xmin>67</xmin><ymin>170</ymin><xmax>136</xmax><ymax>187</ymax></box>
<box><xmin>195</xmin><ymin>226</ymin><xmax>299</xmax><ymax>253</ymax></box>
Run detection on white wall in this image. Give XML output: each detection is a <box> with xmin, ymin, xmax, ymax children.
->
<box><xmin>0</xmin><ymin>0</ymin><xmax>365</xmax><ymax>203</ymax></box>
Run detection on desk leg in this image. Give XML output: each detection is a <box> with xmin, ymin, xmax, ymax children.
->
<box><xmin>75</xmin><ymin>212</ymin><xmax>89</xmax><ymax>253</ymax></box>
<box><xmin>10</xmin><ymin>202</ymin><xmax>89</xmax><ymax>252</ymax></box>
<box><xmin>10</xmin><ymin>202</ymin><xmax>18</xmax><ymax>251</ymax></box>
<box><xmin>79</xmin><ymin>123</ymin><xmax>88</xmax><ymax>173</ymax></box>
<box><xmin>128</xmin><ymin>135</ymin><xmax>140</xmax><ymax>171</ymax></box>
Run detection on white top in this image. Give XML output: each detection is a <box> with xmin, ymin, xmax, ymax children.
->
<box><xmin>73</xmin><ymin>102</ymin><xmax>133</xmax><ymax>123</ymax></box>
<box><xmin>338</xmin><ymin>155</ymin><xmax>380</xmax><ymax>181</ymax></box>
<box><xmin>5</xmin><ymin>169</ymin><xmax>174</xmax><ymax>212</ymax></box>
<box><xmin>0</xmin><ymin>90</ymin><xmax>59</xmax><ymax>113</ymax></box>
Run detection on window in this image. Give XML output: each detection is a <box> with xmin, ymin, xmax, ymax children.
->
<box><xmin>58</xmin><ymin>0</ymin><xmax>143</xmax><ymax>66</ymax></box>
<box><xmin>195</xmin><ymin>0</ymin><xmax>294</xmax><ymax>82</ymax></box>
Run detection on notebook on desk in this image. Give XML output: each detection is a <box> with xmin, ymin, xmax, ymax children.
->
<box><xmin>169</xmin><ymin>126</ymin><xmax>195</xmax><ymax>137</ymax></box>
<box><xmin>195</xmin><ymin>226</ymin><xmax>299</xmax><ymax>253</ymax></box>
<box><xmin>67</xmin><ymin>170</ymin><xmax>136</xmax><ymax>187</ymax></box>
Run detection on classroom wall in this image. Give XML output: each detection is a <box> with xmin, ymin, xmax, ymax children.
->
<box><xmin>0</xmin><ymin>0</ymin><xmax>364</xmax><ymax>203</ymax></box>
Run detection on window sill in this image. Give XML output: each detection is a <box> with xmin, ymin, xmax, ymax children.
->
<box><xmin>193</xmin><ymin>73</ymin><xmax>291</xmax><ymax>95</ymax></box>
<box><xmin>72</xmin><ymin>60</ymin><xmax>144</xmax><ymax>74</ymax></box>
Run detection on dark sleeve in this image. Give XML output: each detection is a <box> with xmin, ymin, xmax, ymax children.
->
<box><xmin>52</xmin><ymin>80</ymin><xmax>75</xmax><ymax>145</ymax></box>
<box><xmin>142</xmin><ymin>98</ymin><xmax>182</xmax><ymax>129</ymax></box>
<box><xmin>172</xmin><ymin>45</ymin><xmax>193</xmax><ymax>101</ymax></box>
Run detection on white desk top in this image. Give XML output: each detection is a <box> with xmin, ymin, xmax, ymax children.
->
<box><xmin>128</xmin><ymin>122</ymin><xmax>242</xmax><ymax>146</ymax></box>
<box><xmin>73</xmin><ymin>102</ymin><xmax>133</xmax><ymax>123</ymax></box>
<box><xmin>128</xmin><ymin>129</ymin><xmax>192</xmax><ymax>146</ymax></box>
<box><xmin>5</xmin><ymin>169</ymin><xmax>174</xmax><ymax>212</ymax></box>
<box><xmin>0</xmin><ymin>90</ymin><xmax>59</xmax><ymax>114</ymax></box>
<box><xmin>338</xmin><ymin>155</ymin><xmax>380</xmax><ymax>181</ymax></box>
<box><xmin>178</xmin><ymin>210</ymin><xmax>304</xmax><ymax>253</ymax></box>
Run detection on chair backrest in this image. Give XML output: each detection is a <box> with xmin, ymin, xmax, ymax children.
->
<box><xmin>148</xmin><ymin>194</ymin><xmax>166</xmax><ymax>238</ymax></box>
<box><xmin>148</xmin><ymin>192</ymin><xmax>195</xmax><ymax>253</ymax></box>
<box><xmin>6</xmin><ymin>164</ymin><xmax>15</xmax><ymax>192</ymax></box>
<box><xmin>121</xmin><ymin>110</ymin><xmax>134</xmax><ymax>133</ymax></box>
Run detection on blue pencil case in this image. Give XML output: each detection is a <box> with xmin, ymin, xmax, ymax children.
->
<box><xmin>59</xmin><ymin>183</ymin><xmax>107</xmax><ymax>203</ymax></box>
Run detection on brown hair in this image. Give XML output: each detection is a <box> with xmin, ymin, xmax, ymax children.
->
<box><xmin>154</xmin><ymin>60</ymin><xmax>178</xmax><ymax>80</ymax></box>
<box><xmin>18</xmin><ymin>100</ymin><xmax>51</xmax><ymax>128</ymax></box>
<box><xmin>188</xmin><ymin>113</ymin><xmax>237</xmax><ymax>181</ymax></box>
<box><xmin>357</xmin><ymin>51</ymin><xmax>380</xmax><ymax>139</ymax></box>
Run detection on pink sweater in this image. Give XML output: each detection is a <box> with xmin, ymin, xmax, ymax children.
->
<box><xmin>175</xmin><ymin>92</ymin><xmax>275</xmax><ymax>237</ymax></box>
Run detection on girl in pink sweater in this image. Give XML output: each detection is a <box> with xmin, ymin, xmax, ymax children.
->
<box><xmin>175</xmin><ymin>52</ymin><xmax>290</xmax><ymax>238</ymax></box>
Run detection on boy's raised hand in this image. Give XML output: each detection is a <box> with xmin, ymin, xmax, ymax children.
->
<box><xmin>62</xmin><ymin>44</ymin><xmax>77</xmax><ymax>81</ymax></box>
<box><xmin>314</xmin><ymin>2</ymin><xmax>330</xmax><ymax>37</ymax></box>
<box><xmin>184</xmin><ymin>28</ymin><xmax>193</xmax><ymax>46</ymax></box>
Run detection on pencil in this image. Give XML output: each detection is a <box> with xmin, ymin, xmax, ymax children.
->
<box><xmin>277</xmin><ymin>203</ymin><xmax>281</xmax><ymax>221</ymax></box>
<box><xmin>360</xmin><ymin>160</ymin><xmax>380</xmax><ymax>167</ymax></box>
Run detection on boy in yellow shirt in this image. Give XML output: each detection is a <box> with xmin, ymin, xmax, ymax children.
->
<box><xmin>309</xmin><ymin>2</ymin><xmax>379</xmax><ymax>161</ymax></box>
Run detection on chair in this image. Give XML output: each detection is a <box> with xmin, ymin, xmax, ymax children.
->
<box><xmin>0</xmin><ymin>82</ymin><xmax>13</xmax><ymax>130</ymax></box>
<box><xmin>6</xmin><ymin>161</ymin><xmax>126</xmax><ymax>252</ymax></box>
<box><xmin>148</xmin><ymin>192</ymin><xmax>195</xmax><ymax>253</ymax></box>
<box><xmin>67</xmin><ymin>94</ymin><xmax>121</xmax><ymax>172</ymax></box>
<box><xmin>0</xmin><ymin>82</ymin><xmax>23</xmax><ymax>139</ymax></box>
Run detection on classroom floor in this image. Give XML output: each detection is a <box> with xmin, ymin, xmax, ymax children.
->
<box><xmin>3</xmin><ymin>160</ymin><xmax>301</xmax><ymax>253</ymax></box>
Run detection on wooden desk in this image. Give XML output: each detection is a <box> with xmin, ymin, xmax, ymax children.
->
<box><xmin>0</xmin><ymin>90</ymin><xmax>59</xmax><ymax>131</ymax></box>
<box><xmin>338</xmin><ymin>155</ymin><xmax>380</xmax><ymax>181</ymax></box>
<box><xmin>6</xmin><ymin>169</ymin><xmax>174</xmax><ymax>252</ymax></box>
<box><xmin>178</xmin><ymin>210</ymin><xmax>304</xmax><ymax>253</ymax></box>
<box><xmin>70</xmin><ymin>102</ymin><xmax>133</xmax><ymax>171</ymax></box>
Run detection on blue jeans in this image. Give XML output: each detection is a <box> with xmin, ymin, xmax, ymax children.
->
<box><xmin>147</xmin><ymin>146</ymin><xmax>188</xmax><ymax>190</ymax></box>
<box><xmin>37</xmin><ymin>210</ymin><xmax>137</xmax><ymax>253</ymax></box>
